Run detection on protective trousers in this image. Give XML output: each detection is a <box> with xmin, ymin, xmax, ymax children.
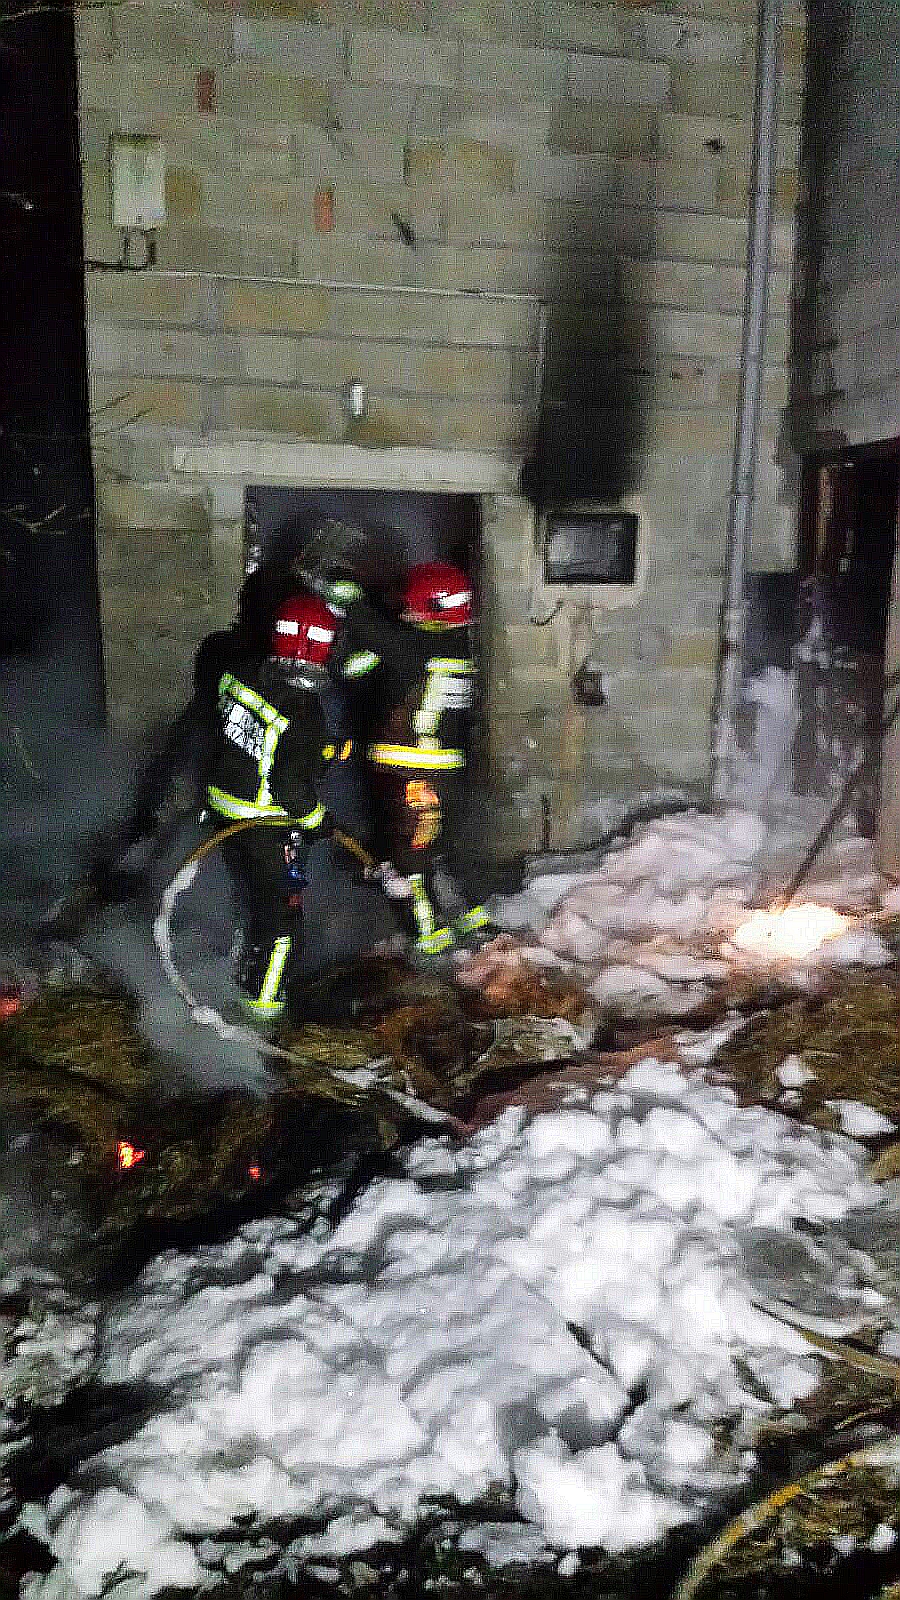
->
<box><xmin>369</xmin><ymin>765</ymin><xmax>490</xmax><ymax>957</ymax></box>
<box><xmin>221</xmin><ymin>826</ymin><xmax>307</xmax><ymax>1020</ymax></box>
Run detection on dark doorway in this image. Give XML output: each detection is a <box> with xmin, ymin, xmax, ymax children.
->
<box><xmin>796</xmin><ymin>444</ymin><xmax>899</xmax><ymax>834</ymax></box>
<box><xmin>241</xmin><ymin>486</ymin><xmax>487</xmax><ymax>969</ymax></box>
<box><xmin>244</xmin><ymin>486</ymin><xmax>480</xmax><ymax>607</ymax></box>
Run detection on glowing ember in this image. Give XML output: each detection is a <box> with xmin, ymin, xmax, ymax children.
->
<box><xmin>0</xmin><ymin>987</ymin><xmax>21</xmax><ymax>1018</ymax></box>
<box><xmin>116</xmin><ymin>1140</ymin><xmax>146</xmax><ymax>1171</ymax></box>
<box><xmin>731</xmin><ymin>903</ymin><xmax>850</xmax><ymax>960</ymax></box>
<box><xmin>248</xmin><ymin>1165</ymin><xmax>262</xmax><ymax>1182</ymax></box>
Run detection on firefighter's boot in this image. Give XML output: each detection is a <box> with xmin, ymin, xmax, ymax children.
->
<box><xmin>237</xmin><ymin>939</ymin><xmax>291</xmax><ymax>1024</ymax></box>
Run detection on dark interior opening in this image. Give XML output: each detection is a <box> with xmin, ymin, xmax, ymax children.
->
<box><xmin>244</xmin><ymin>486</ymin><xmax>481</xmax><ymax>610</ymax></box>
<box><xmin>242</xmin><ymin>485</ymin><xmax>490</xmax><ymax>862</ymax></box>
<box><xmin>796</xmin><ymin>443</ymin><xmax>900</xmax><ymax>834</ymax></box>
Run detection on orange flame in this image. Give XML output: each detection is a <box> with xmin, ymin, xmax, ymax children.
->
<box><xmin>117</xmin><ymin>1140</ymin><xmax>146</xmax><ymax>1171</ymax></box>
<box><xmin>248</xmin><ymin>1164</ymin><xmax>262</xmax><ymax>1182</ymax></box>
<box><xmin>0</xmin><ymin>989</ymin><xmax>21</xmax><ymax>1019</ymax></box>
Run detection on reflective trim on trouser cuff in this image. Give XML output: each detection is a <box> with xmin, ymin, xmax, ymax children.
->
<box><xmin>416</xmin><ymin>926</ymin><xmax>455</xmax><ymax>954</ymax></box>
<box><xmin>454</xmin><ymin>905</ymin><xmax>490</xmax><ymax>935</ymax></box>
<box><xmin>408</xmin><ymin>874</ymin><xmax>454</xmax><ymax>954</ymax></box>
<box><xmin>409</xmin><ymin>873</ymin><xmax>433</xmax><ymax>937</ymax></box>
<box><xmin>256</xmin><ymin>935</ymin><xmax>292</xmax><ymax>1008</ymax></box>
<box><xmin>241</xmin><ymin>994</ymin><xmax>287</xmax><ymax>1020</ymax></box>
<box><xmin>207</xmin><ymin>786</ymin><xmax>288</xmax><ymax>821</ymax></box>
<box><xmin>368</xmin><ymin>742</ymin><xmax>464</xmax><ymax>769</ymax></box>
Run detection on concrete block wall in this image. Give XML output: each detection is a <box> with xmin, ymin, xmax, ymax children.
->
<box><xmin>794</xmin><ymin>1</ymin><xmax>900</xmax><ymax>452</ymax></box>
<box><xmin>75</xmin><ymin>0</ymin><xmax>804</xmax><ymax>848</ymax></box>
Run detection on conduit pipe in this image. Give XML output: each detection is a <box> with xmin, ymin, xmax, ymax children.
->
<box><xmin>710</xmin><ymin>0</ymin><xmax>782</xmax><ymax>803</ymax></box>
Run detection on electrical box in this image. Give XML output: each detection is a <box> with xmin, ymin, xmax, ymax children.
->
<box><xmin>544</xmin><ymin>510</ymin><xmax>638</xmax><ymax>585</ymax></box>
<box><xmin>109</xmin><ymin>135</ymin><xmax>166</xmax><ymax>229</ymax></box>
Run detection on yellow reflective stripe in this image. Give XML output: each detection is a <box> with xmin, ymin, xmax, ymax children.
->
<box><xmin>219</xmin><ymin>673</ymin><xmax>284</xmax><ymax>726</ymax></box>
<box><xmin>207</xmin><ymin>786</ymin><xmax>288</xmax><ymax>820</ymax></box>
<box><xmin>296</xmin><ymin>802</ymin><xmax>327</xmax><ymax>831</ymax></box>
<box><xmin>409</xmin><ymin>874</ymin><xmax>434</xmax><ymax>937</ymax></box>
<box><xmin>217</xmin><ymin>673</ymin><xmax>289</xmax><ymax>810</ymax></box>
<box><xmin>322</xmin><ymin>741</ymin><xmax>353</xmax><ymax>762</ymax></box>
<box><xmin>322</xmin><ymin>743</ymin><xmax>335</xmax><ymax>760</ymax></box>
<box><xmin>257</xmin><ymin>936</ymin><xmax>291</xmax><ymax>1006</ymax></box>
<box><xmin>343</xmin><ymin>649</ymin><xmax>380</xmax><ymax>678</ymax></box>
<box><xmin>368</xmin><ymin>742</ymin><xmax>464</xmax><ymax>770</ymax></box>
<box><xmin>327</xmin><ymin>578</ymin><xmax>364</xmax><ymax>604</ymax></box>
<box><xmin>407</xmin><ymin>879</ymin><xmax>454</xmax><ymax>953</ymax></box>
<box><xmin>415</xmin><ymin>658</ymin><xmax>475</xmax><ymax>740</ymax></box>
<box><xmin>256</xmin><ymin>714</ymin><xmax>289</xmax><ymax>809</ymax></box>
<box><xmin>427</xmin><ymin>658</ymin><xmax>475</xmax><ymax>673</ymax></box>
<box><xmin>455</xmin><ymin>905</ymin><xmax>489</xmax><ymax>933</ymax></box>
<box><xmin>243</xmin><ymin>995</ymin><xmax>287</xmax><ymax>1019</ymax></box>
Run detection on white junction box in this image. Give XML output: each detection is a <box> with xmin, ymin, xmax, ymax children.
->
<box><xmin>109</xmin><ymin>135</ymin><xmax>166</xmax><ymax>229</ymax></box>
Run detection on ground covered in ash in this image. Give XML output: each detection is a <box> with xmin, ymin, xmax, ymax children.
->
<box><xmin>5</xmin><ymin>807</ymin><xmax>900</xmax><ymax>1600</ymax></box>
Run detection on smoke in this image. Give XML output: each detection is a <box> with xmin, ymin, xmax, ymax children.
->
<box><xmin>86</xmin><ymin>855</ymin><xmax>275</xmax><ymax>1094</ymax></box>
<box><xmin>730</xmin><ymin>666</ymin><xmax>799</xmax><ymax>812</ymax></box>
<box><xmin>0</xmin><ymin>681</ymin><xmax>274</xmax><ymax>1092</ymax></box>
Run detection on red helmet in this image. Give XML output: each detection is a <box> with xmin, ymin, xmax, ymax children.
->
<box><xmin>401</xmin><ymin>562</ymin><xmax>473</xmax><ymax>627</ymax></box>
<box><xmin>271</xmin><ymin>593</ymin><xmax>337</xmax><ymax>666</ymax></box>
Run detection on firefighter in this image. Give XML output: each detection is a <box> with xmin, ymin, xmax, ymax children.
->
<box><xmin>206</xmin><ymin>591</ymin><xmax>339</xmax><ymax>1022</ymax></box>
<box><xmin>328</xmin><ymin>560</ymin><xmax>493</xmax><ymax>963</ymax></box>
<box><xmin>86</xmin><ymin>561</ymin><xmax>300</xmax><ymax>905</ymax></box>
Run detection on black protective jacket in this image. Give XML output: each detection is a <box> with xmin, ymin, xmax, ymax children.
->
<box><xmin>207</xmin><ymin>658</ymin><xmax>331</xmax><ymax>830</ymax></box>
<box><xmin>329</xmin><ymin>598</ymin><xmax>474</xmax><ymax>771</ymax></box>
<box><xmin>115</xmin><ymin>564</ymin><xmax>303</xmax><ymax>846</ymax></box>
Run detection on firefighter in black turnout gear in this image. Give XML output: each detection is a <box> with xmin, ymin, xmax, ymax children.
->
<box><xmin>207</xmin><ymin>592</ymin><xmax>339</xmax><ymax>1022</ymax></box>
<box><xmin>328</xmin><ymin>561</ymin><xmax>492</xmax><ymax>962</ymax></box>
<box><xmin>87</xmin><ymin>562</ymin><xmax>303</xmax><ymax>903</ymax></box>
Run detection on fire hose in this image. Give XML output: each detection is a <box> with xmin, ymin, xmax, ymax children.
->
<box><xmin>152</xmin><ymin>816</ymin><xmax>458</xmax><ymax>1126</ymax></box>
<box><xmin>672</xmin><ymin>1435</ymin><xmax>900</xmax><ymax>1600</ymax></box>
<box><xmin>154</xmin><ymin>811</ymin><xmax>373</xmax><ymax>1061</ymax></box>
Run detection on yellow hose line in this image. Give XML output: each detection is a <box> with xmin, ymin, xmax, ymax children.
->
<box><xmin>182</xmin><ymin>814</ymin><xmax>376</xmax><ymax>872</ymax></box>
<box><xmin>672</xmin><ymin>1436</ymin><xmax>900</xmax><ymax>1600</ymax></box>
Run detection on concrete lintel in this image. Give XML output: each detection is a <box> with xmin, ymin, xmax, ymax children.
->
<box><xmin>173</xmin><ymin>441</ymin><xmax>522</xmax><ymax>494</ymax></box>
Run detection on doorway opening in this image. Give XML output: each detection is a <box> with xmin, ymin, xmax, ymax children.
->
<box><xmin>796</xmin><ymin>443</ymin><xmax>899</xmax><ymax>835</ymax></box>
<box><xmin>244</xmin><ymin>486</ymin><xmax>480</xmax><ymax>605</ymax></box>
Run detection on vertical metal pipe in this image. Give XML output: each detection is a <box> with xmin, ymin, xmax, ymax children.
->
<box><xmin>710</xmin><ymin>0</ymin><xmax>782</xmax><ymax>802</ymax></box>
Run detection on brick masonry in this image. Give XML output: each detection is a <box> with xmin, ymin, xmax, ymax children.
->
<box><xmin>76</xmin><ymin>0</ymin><xmax>804</xmax><ymax>850</ymax></box>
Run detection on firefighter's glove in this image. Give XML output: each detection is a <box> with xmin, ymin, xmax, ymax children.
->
<box><xmin>377</xmin><ymin>861</ymin><xmax>413</xmax><ymax>899</ymax></box>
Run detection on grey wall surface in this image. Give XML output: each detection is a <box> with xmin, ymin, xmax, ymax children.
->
<box><xmin>75</xmin><ymin>0</ymin><xmax>805</xmax><ymax>851</ymax></box>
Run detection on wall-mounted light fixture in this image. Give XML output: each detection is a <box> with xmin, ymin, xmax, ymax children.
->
<box><xmin>344</xmin><ymin>381</ymin><xmax>368</xmax><ymax>422</ymax></box>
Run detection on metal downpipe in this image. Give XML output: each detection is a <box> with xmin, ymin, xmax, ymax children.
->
<box><xmin>710</xmin><ymin>0</ymin><xmax>782</xmax><ymax>803</ymax></box>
